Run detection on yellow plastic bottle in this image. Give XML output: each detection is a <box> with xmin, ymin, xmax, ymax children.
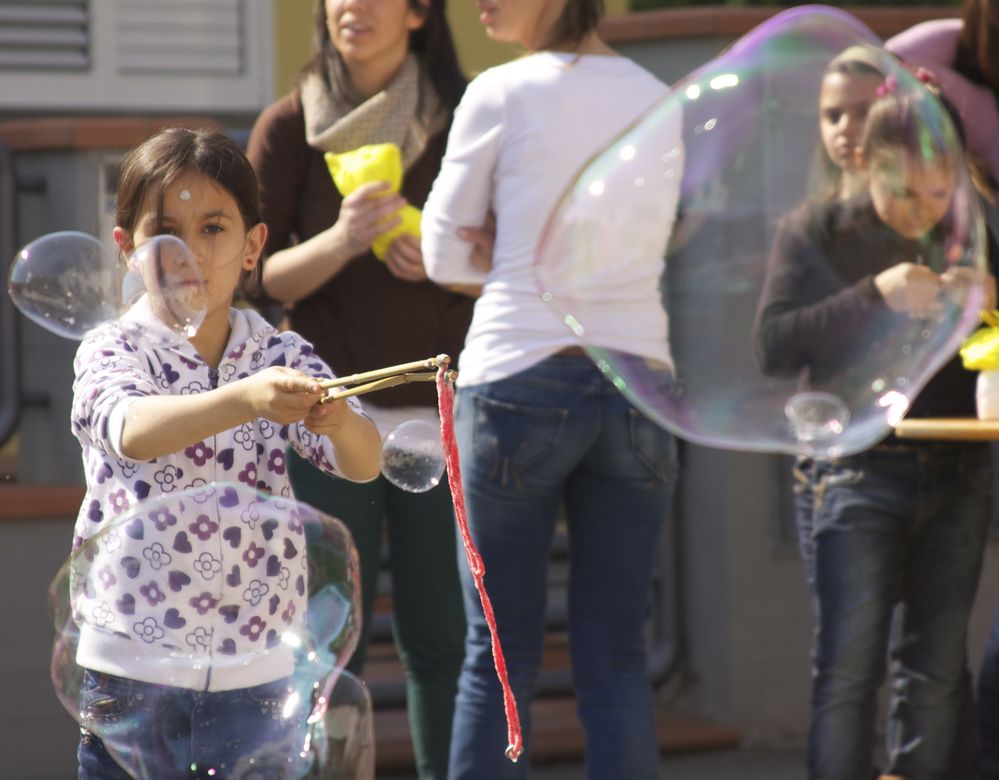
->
<box><xmin>324</xmin><ymin>143</ymin><xmax>422</xmax><ymax>261</ymax></box>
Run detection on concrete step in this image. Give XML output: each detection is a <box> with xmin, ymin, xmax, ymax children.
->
<box><xmin>365</xmin><ymin>631</ymin><xmax>741</xmax><ymax>775</ymax></box>
<box><xmin>373</xmin><ymin>696</ymin><xmax>743</xmax><ymax>775</ymax></box>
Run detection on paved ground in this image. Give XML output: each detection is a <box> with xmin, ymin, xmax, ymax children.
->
<box><xmin>536</xmin><ymin>747</ymin><xmax>807</xmax><ymax>779</ymax></box>
<box><xmin>392</xmin><ymin>746</ymin><xmax>809</xmax><ymax>779</ymax></box>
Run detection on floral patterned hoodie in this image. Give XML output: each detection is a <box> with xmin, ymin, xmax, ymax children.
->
<box><xmin>69</xmin><ymin>307</ymin><xmax>366</xmax><ymax>691</ymax></box>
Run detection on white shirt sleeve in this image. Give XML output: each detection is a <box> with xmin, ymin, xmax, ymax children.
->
<box><xmin>422</xmin><ymin>71</ymin><xmax>506</xmax><ymax>286</ymax></box>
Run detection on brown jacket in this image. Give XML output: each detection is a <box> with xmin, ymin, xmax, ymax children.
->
<box><xmin>246</xmin><ymin>90</ymin><xmax>474</xmax><ymax>407</ymax></box>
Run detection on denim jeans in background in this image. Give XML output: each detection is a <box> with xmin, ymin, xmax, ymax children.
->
<box><xmin>78</xmin><ymin>670</ymin><xmax>301</xmax><ymax>779</ymax></box>
<box><xmin>796</xmin><ymin>444</ymin><xmax>991</xmax><ymax>780</ymax></box>
<box><xmin>288</xmin><ymin>456</ymin><xmax>465</xmax><ymax>780</ymax></box>
<box><xmin>446</xmin><ymin>356</ymin><xmax>677</xmax><ymax>780</ymax></box>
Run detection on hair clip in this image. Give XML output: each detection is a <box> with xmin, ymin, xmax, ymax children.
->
<box><xmin>914</xmin><ymin>66</ymin><xmax>938</xmax><ymax>86</ymax></box>
<box><xmin>876</xmin><ymin>73</ymin><xmax>898</xmax><ymax>98</ymax></box>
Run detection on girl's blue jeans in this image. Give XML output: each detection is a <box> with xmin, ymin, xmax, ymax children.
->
<box><xmin>795</xmin><ymin>443</ymin><xmax>991</xmax><ymax>780</ymax></box>
<box><xmin>77</xmin><ymin>669</ymin><xmax>301</xmax><ymax>779</ymax></box>
<box><xmin>446</xmin><ymin>355</ymin><xmax>677</xmax><ymax>780</ymax></box>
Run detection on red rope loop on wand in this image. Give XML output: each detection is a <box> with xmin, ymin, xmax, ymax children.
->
<box><xmin>437</xmin><ymin>366</ymin><xmax>523</xmax><ymax>762</ymax></box>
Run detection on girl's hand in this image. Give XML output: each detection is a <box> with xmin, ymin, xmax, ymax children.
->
<box><xmin>385</xmin><ymin>234</ymin><xmax>429</xmax><ymax>282</ymax></box>
<box><xmin>874</xmin><ymin>262</ymin><xmax>942</xmax><ymax>315</ymax></box>
<box><xmin>306</xmin><ymin>401</ymin><xmax>383</xmax><ymax>481</ymax></box>
<box><xmin>331</xmin><ymin>181</ymin><xmax>406</xmax><ymax>259</ymax></box>
<box><xmin>241</xmin><ymin>366</ymin><xmax>324</xmax><ymax>424</ymax></box>
<box><xmin>304</xmin><ymin>397</ymin><xmax>353</xmax><ymax>435</ymax></box>
<box><xmin>457</xmin><ymin>210</ymin><xmax>496</xmax><ymax>273</ymax></box>
<box><xmin>941</xmin><ymin>267</ymin><xmax>997</xmax><ymax>311</ymax></box>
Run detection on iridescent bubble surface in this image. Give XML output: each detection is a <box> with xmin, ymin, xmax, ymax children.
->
<box><xmin>119</xmin><ymin>235</ymin><xmax>208</xmax><ymax>348</ymax></box>
<box><xmin>7</xmin><ymin>231</ymin><xmax>121</xmax><ymax>339</ymax></box>
<box><xmin>380</xmin><ymin>419</ymin><xmax>445</xmax><ymax>492</ymax></box>
<box><xmin>50</xmin><ymin>483</ymin><xmax>367</xmax><ymax>778</ymax></box>
<box><xmin>8</xmin><ymin>231</ymin><xmax>208</xmax><ymax>349</ymax></box>
<box><xmin>322</xmin><ymin>670</ymin><xmax>375</xmax><ymax>779</ymax></box>
<box><xmin>535</xmin><ymin>5</ymin><xmax>988</xmax><ymax>457</ymax></box>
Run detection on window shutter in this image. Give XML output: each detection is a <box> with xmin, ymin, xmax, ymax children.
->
<box><xmin>115</xmin><ymin>0</ymin><xmax>243</xmax><ymax>77</ymax></box>
<box><xmin>0</xmin><ymin>0</ymin><xmax>272</xmax><ymax>112</ymax></box>
<box><xmin>0</xmin><ymin>1</ymin><xmax>89</xmax><ymax>71</ymax></box>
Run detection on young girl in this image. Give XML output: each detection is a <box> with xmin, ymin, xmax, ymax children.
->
<box><xmin>421</xmin><ymin>2</ymin><xmax>673</xmax><ymax>779</ymax></box>
<box><xmin>794</xmin><ymin>45</ymin><xmax>889</xmax><ymax>606</ymax></box>
<box><xmin>813</xmin><ymin>45</ymin><xmax>886</xmax><ymax>202</ymax></box>
<box><xmin>246</xmin><ymin>4</ymin><xmax>473</xmax><ymax>774</ymax></box>
<box><xmin>70</xmin><ymin>126</ymin><xmax>382</xmax><ymax>778</ymax></box>
<box><xmin>754</xmin><ymin>84</ymin><xmax>993</xmax><ymax>780</ymax></box>
<box><xmin>888</xmin><ymin>5</ymin><xmax>999</xmax><ymax>769</ymax></box>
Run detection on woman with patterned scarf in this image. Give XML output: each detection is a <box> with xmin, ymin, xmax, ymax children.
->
<box><xmin>246</xmin><ymin>2</ymin><xmax>473</xmax><ymax>778</ymax></box>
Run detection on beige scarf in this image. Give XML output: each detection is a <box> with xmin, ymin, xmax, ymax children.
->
<box><xmin>300</xmin><ymin>53</ymin><xmax>449</xmax><ymax>171</ymax></box>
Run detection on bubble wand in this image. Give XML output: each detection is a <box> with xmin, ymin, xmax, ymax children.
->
<box><xmin>317</xmin><ymin>354</ymin><xmax>524</xmax><ymax>761</ymax></box>
<box><xmin>435</xmin><ymin>357</ymin><xmax>524</xmax><ymax>762</ymax></box>
<box><xmin>317</xmin><ymin>355</ymin><xmax>454</xmax><ymax>401</ymax></box>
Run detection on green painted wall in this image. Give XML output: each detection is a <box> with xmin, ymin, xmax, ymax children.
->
<box><xmin>273</xmin><ymin>0</ymin><xmax>315</xmax><ymax>99</ymax></box>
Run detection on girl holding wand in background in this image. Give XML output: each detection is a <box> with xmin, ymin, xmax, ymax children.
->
<box><xmin>71</xmin><ymin>126</ymin><xmax>381</xmax><ymax>778</ymax></box>
<box><xmin>888</xmin><ymin>4</ymin><xmax>999</xmax><ymax>770</ymax></box>
<box><xmin>755</xmin><ymin>79</ymin><xmax>995</xmax><ymax>779</ymax></box>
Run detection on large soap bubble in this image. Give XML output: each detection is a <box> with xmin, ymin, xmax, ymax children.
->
<box><xmin>49</xmin><ymin>482</ymin><xmax>369</xmax><ymax>778</ymax></box>
<box><xmin>535</xmin><ymin>5</ymin><xmax>988</xmax><ymax>457</ymax></box>
<box><xmin>8</xmin><ymin>231</ymin><xmax>206</xmax><ymax>348</ymax></box>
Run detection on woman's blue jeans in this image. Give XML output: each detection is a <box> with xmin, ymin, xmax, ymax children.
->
<box><xmin>796</xmin><ymin>443</ymin><xmax>991</xmax><ymax>780</ymax></box>
<box><xmin>446</xmin><ymin>356</ymin><xmax>677</xmax><ymax>780</ymax></box>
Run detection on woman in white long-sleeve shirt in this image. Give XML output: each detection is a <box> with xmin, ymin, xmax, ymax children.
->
<box><xmin>421</xmin><ymin>3</ymin><xmax>675</xmax><ymax>779</ymax></box>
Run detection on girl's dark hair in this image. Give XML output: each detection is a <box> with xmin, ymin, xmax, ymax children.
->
<box><xmin>116</xmin><ymin>127</ymin><xmax>264</xmax><ymax>292</ymax></box>
<box><xmin>542</xmin><ymin>0</ymin><xmax>605</xmax><ymax>51</ymax></box>
<box><xmin>116</xmin><ymin>127</ymin><xmax>262</xmax><ymax>233</ymax></box>
<box><xmin>304</xmin><ymin>0</ymin><xmax>466</xmax><ymax>115</ymax></box>
<box><xmin>955</xmin><ymin>0</ymin><xmax>999</xmax><ymax>99</ymax></box>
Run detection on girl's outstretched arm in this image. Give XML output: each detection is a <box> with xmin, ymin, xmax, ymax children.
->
<box><xmin>117</xmin><ymin>367</ymin><xmax>326</xmax><ymax>462</ymax></box>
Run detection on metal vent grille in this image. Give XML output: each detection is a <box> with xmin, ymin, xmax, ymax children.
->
<box><xmin>115</xmin><ymin>0</ymin><xmax>243</xmax><ymax>77</ymax></box>
<box><xmin>0</xmin><ymin>1</ymin><xmax>89</xmax><ymax>71</ymax></box>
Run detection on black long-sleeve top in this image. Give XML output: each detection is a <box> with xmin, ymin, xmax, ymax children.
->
<box><xmin>753</xmin><ymin>197</ymin><xmax>982</xmax><ymax>420</ymax></box>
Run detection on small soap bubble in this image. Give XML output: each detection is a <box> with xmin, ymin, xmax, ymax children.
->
<box><xmin>8</xmin><ymin>232</ymin><xmax>208</xmax><ymax>351</ymax></box>
<box><xmin>785</xmin><ymin>391</ymin><xmax>850</xmax><ymax>445</ymax></box>
<box><xmin>380</xmin><ymin>420</ymin><xmax>445</xmax><ymax>493</ymax></box>
<box><xmin>7</xmin><ymin>231</ymin><xmax>120</xmax><ymax>339</ymax></box>
<box><xmin>119</xmin><ymin>235</ymin><xmax>207</xmax><ymax>349</ymax></box>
